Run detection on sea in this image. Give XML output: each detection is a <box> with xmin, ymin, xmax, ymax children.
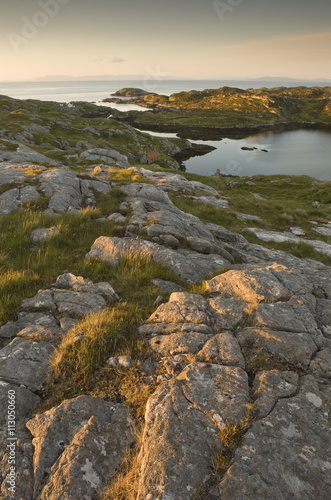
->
<box><xmin>1</xmin><ymin>79</ymin><xmax>330</xmax><ymax>180</ymax></box>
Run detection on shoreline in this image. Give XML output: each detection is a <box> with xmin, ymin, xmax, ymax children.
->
<box><xmin>119</xmin><ymin>117</ymin><xmax>331</xmax><ymax>141</ymax></box>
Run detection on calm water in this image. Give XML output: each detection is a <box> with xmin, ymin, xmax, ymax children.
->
<box><xmin>184</xmin><ymin>130</ymin><xmax>331</xmax><ymax>180</ymax></box>
<box><xmin>0</xmin><ymin>80</ymin><xmax>330</xmax><ymax>180</ymax></box>
<box><xmin>143</xmin><ymin>129</ymin><xmax>331</xmax><ymax>181</ymax></box>
<box><xmin>0</xmin><ymin>79</ymin><xmax>329</xmax><ymax>102</ymax></box>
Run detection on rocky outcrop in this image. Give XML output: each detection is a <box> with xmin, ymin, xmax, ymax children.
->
<box><xmin>0</xmin><ymin>274</ymin><xmax>119</xmax><ymax>499</ymax></box>
<box><xmin>39</xmin><ymin>168</ymin><xmax>112</xmax><ymax>214</ymax></box>
<box><xmin>86</xmin><ymin>236</ymin><xmax>230</xmax><ymax>283</ymax></box>
<box><xmin>134</xmin><ymin>262</ymin><xmax>331</xmax><ymax>499</ymax></box>
<box><xmin>245</xmin><ymin>227</ymin><xmax>331</xmax><ymax>258</ymax></box>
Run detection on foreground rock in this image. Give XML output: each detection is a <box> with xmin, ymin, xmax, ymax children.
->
<box><xmin>135</xmin><ymin>262</ymin><xmax>331</xmax><ymax>498</ymax></box>
<box><xmin>26</xmin><ymin>396</ymin><xmax>134</xmax><ymax>499</ymax></box>
<box><xmin>0</xmin><ymin>274</ymin><xmax>119</xmax><ymax>499</ymax></box>
<box><xmin>137</xmin><ymin>364</ymin><xmax>249</xmax><ymax>499</ymax></box>
<box><xmin>86</xmin><ymin>236</ymin><xmax>230</xmax><ymax>283</ymax></box>
<box><xmin>208</xmin><ymin>376</ymin><xmax>331</xmax><ymax>500</ymax></box>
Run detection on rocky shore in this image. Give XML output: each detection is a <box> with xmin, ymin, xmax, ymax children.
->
<box><xmin>0</xmin><ymin>93</ymin><xmax>330</xmax><ymax>499</ymax></box>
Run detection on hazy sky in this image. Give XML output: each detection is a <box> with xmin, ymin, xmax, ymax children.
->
<box><xmin>1</xmin><ymin>0</ymin><xmax>330</xmax><ymax>81</ymax></box>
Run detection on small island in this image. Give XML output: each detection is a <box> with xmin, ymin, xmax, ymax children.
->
<box><xmin>108</xmin><ymin>86</ymin><xmax>331</xmax><ymax>139</ymax></box>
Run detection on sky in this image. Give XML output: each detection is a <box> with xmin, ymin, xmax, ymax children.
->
<box><xmin>0</xmin><ymin>0</ymin><xmax>331</xmax><ymax>81</ymax></box>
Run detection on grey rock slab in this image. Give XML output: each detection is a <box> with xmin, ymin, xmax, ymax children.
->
<box><xmin>188</xmin><ymin>195</ymin><xmax>229</xmax><ymax>209</ymax></box>
<box><xmin>236</xmin><ymin>212</ymin><xmax>261</xmax><ymax>221</ymax></box>
<box><xmin>137</xmin><ymin>363</ymin><xmax>249</xmax><ymax>500</ymax></box>
<box><xmin>39</xmin><ymin>168</ymin><xmax>83</xmax><ymax>214</ymax></box>
<box><xmin>128</xmin><ymin>167</ymin><xmax>219</xmax><ymax>195</ymax></box>
<box><xmin>290</xmin><ymin>226</ymin><xmax>306</xmax><ymax>236</ymax></box>
<box><xmin>208</xmin><ymin>297</ymin><xmax>250</xmax><ymax>330</ymax></box>
<box><xmin>313</xmin><ymin>226</ymin><xmax>331</xmax><ymax>236</ymax></box>
<box><xmin>53</xmin><ymin>273</ymin><xmax>119</xmax><ymax>302</ymax></box>
<box><xmin>209</xmin><ymin>376</ymin><xmax>331</xmax><ymax>500</ymax></box>
<box><xmin>205</xmin><ymin>266</ymin><xmax>290</xmax><ymax>303</ymax></box>
<box><xmin>254</xmin><ymin>297</ymin><xmax>319</xmax><ymax>335</ymax></box>
<box><xmin>15</xmin><ymin>312</ymin><xmax>60</xmax><ymax>332</ymax></box>
<box><xmin>138</xmin><ymin>322</ymin><xmax>213</xmax><ymax>337</ymax></box>
<box><xmin>0</xmin><ymin>185</ymin><xmax>40</xmax><ymax>215</ymax></box>
<box><xmin>53</xmin><ymin>290</ymin><xmax>107</xmax><ymax>318</ymax></box>
<box><xmin>40</xmin><ymin>170</ymin><xmax>111</xmax><ymax>213</ymax></box>
<box><xmin>0</xmin><ymin>338</ymin><xmax>54</xmax><ymax>392</ymax></box>
<box><xmin>0</xmin><ymin>144</ymin><xmax>61</xmax><ymax>167</ymax></box>
<box><xmin>0</xmin><ymin>322</ymin><xmax>20</xmax><ymax>339</ymax></box>
<box><xmin>252</xmin><ymin>370</ymin><xmax>299</xmax><ymax>419</ymax></box>
<box><xmin>107</xmin><ymin>212</ymin><xmax>127</xmax><ymax>224</ymax></box>
<box><xmin>197</xmin><ymin>332</ymin><xmax>245</xmax><ymax>368</ymax></box>
<box><xmin>86</xmin><ymin>236</ymin><xmax>230</xmax><ymax>283</ymax></box>
<box><xmin>245</xmin><ymin>227</ymin><xmax>331</xmax><ymax>258</ymax></box>
<box><xmin>26</xmin><ymin>395</ymin><xmax>135</xmax><ymax>499</ymax></box>
<box><xmin>0</xmin><ymin>165</ymin><xmax>28</xmax><ymax>185</ymax></box>
<box><xmin>150</xmin><ymin>331</ymin><xmax>212</xmax><ymax>356</ymax></box>
<box><xmin>309</xmin><ymin>348</ymin><xmax>331</xmax><ymax>379</ymax></box>
<box><xmin>178</xmin><ymin>363</ymin><xmax>249</xmax><ymax>426</ymax></box>
<box><xmin>316</xmin><ymin>298</ymin><xmax>331</xmax><ymax>338</ymax></box>
<box><xmin>137</xmin><ymin>380</ymin><xmax>223</xmax><ymax>500</ymax></box>
<box><xmin>268</xmin><ymin>262</ymin><xmax>313</xmax><ymax>295</ymax></box>
<box><xmin>16</xmin><ymin>324</ymin><xmax>63</xmax><ymax>344</ymax></box>
<box><xmin>237</xmin><ymin>327</ymin><xmax>317</xmax><ymax>371</ymax></box>
<box><xmin>81</xmin><ymin>148</ymin><xmax>129</xmax><ymax>168</ymax></box>
<box><xmin>0</xmin><ymin>383</ymin><xmax>40</xmax><ymax>500</ymax></box>
<box><xmin>30</xmin><ymin>226</ymin><xmax>60</xmax><ymax>243</ymax></box>
<box><xmin>152</xmin><ymin>278</ymin><xmax>184</xmax><ymax>293</ymax></box>
<box><xmin>121</xmin><ymin>182</ymin><xmax>171</xmax><ymax>205</ymax></box>
<box><xmin>147</xmin><ymin>292</ymin><xmax>211</xmax><ymax>325</ymax></box>
<box><xmin>21</xmin><ymin>289</ymin><xmax>57</xmax><ymax>314</ymax></box>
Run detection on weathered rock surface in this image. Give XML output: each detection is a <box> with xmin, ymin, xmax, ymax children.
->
<box><xmin>0</xmin><ymin>338</ymin><xmax>54</xmax><ymax>391</ymax></box>
<box><xmin>0</xmin><ymin>274</ymin><xmax>119</xmax><ymax>499</ymax></box>
<box><xmin>245</xmin><ymin>227</ymin><xmax>331</xmax><ymax>257</ymax></box>
<box><xmin>0</xmin><ymin>383</ymin><xmax>40</xmax><ymax>500</ymax></box>
<box><xmin>0</xmin><ymin>185</ymin><xmax>40</xmax><ymax>215</ymax></box>
<box><xmin>135</xmin><ymin>261</ymin><xmax>331</xmax><ymax>498</ymax></box>
<box><xmin>137</xmin><ymin>364</ymin><xmax>249</xmax><ymax>500</ymax></box>
<box><xmin>26</xmin><ymin>396</ymin><xmax>135</xmax><ymax>499</ymax></box>
<box><xmin>86</xmin><ymin>236</ymin><xmax>230</xmax><ymax>283</ymax></box>
<box><xmin>80</xmin><ymin>147</ymin><xmax>130</xmax><ymax>168</ymax></box>
<box><xmin>39</xmin><ymin>167</ymin><xmax>111</xmax><ymax>214</ymax></box>
<box><xmin>0</xmin><ymin>144</ymin><xmax>61</xmax><ymax>167</ymax></box>
<box><xmin>208</xmin><ymin>377</ymin><xmax>331</xmax><ymax>500</ymax></box>
<box><xmin>128</xmin><ymin>166</ymin><xmax>219</xmax><ymax>195</ymax></box>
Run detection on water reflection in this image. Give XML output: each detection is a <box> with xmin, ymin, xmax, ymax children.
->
<box><xmin>184</xmin><ymin>130</ymin><xmax>331</xmax><ymax>180</ymax></box>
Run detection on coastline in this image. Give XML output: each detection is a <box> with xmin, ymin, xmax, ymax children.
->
<box><xmin>119</xmin><ymin>117</ymin><xmax>331</xmax><ymax>140</ymax></box>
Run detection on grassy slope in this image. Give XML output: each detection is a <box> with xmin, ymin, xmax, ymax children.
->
<box><xmin>0</xmin><ymin>95</ymin><xmax>187</xmax><ymax>169</ymax></box>
<box><xmin>125</xmin><ymin>86</ymin><xmax>331</xmax><ymax>128</ymax></box>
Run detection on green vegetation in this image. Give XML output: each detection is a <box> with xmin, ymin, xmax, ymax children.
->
<box><xmin>121</xmin><ymin>86</ymin><xmax>331</xmax><ymax>129</ymax></box>
<box><xmin>0</xmin><ymin>94</ymin><xmax>187</xmax><ymax>169</ymax></box>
